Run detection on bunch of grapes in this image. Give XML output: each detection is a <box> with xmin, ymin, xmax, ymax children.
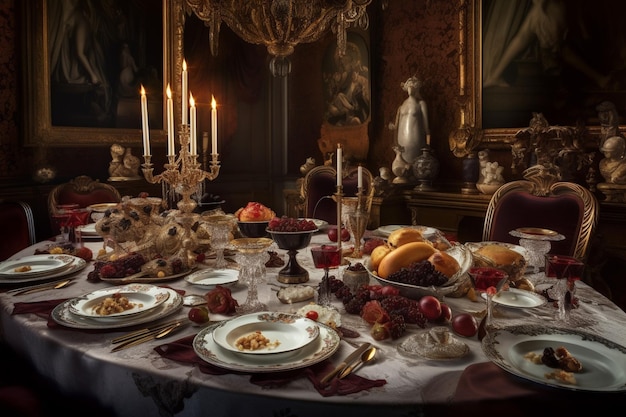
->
<box><xmin>267</xmin><ymin>216</ymin><xmax>317</xmax><ymax>232</ymax></box>
<box><xmin>387</xmin><ymin>260</ymin><xmax>448</xmax><ymax>287</ymax></box>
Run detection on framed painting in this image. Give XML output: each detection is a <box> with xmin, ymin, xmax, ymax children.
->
<box><xmin>457</xmin><ymin>0</ymin><xmax>626</xmax><ymax>148</ymax></box>
<box><xmin>22</xmin><ymin>0</ymin><xmax>184</xmax><ymax>147</ymax></box>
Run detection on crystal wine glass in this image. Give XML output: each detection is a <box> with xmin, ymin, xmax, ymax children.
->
<box><xmin>204</xmin><ymin>215</ymin><xmax>235</xmax><ymax>269</ymax></box>
<box><xmin>347</xmin><ymin>207</ymin><xmax>369</xmax><ymax>258</ymax></box>
<box><xmin>545</xmin><ymin>254</ymin><xmax>584</xmax><ymax>322</ymax></box>
<box><xmin>230</xmin><ymin>237</ymin><xmax>274</xmax><ymax>314</ymax></box>
<box><xmin>310</xmin><ymin>244</ymin><xmax>342</xmax><ymax>307</ymax></box>
<box><xmin>509</xmin><ymin>227</ymin><xmax>565</xmax><ymax>275</ymax></box>
<box><xmin>468</xmin><ymin>266</ymin><xmax>508</xmax><ymax>329</ymax></box>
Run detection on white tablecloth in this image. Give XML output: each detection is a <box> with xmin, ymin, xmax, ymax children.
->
<box><xmin>2</xmin><ymin>235</ymin><xmax>625</xmax><ymax>417</ymax></box>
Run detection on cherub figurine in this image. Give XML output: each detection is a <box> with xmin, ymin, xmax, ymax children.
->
<box><xmin>108</xmin><ymin>144</ymin><xmax>141</xmax><ymax>180</ymax></box>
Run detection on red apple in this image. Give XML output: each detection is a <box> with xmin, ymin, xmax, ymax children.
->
<box><xmin>328</xmin><ymin>227</ymin><xmax>350</xmax><ymax>242</ymax></box>
<box><xmin>435</xmin><ymin>302</ymin><xmax>452</xmax><ymax>323</ymax></box>
<box><xmin>418</xmin><ymin>295</ymin><xmax>442</xmax><ymax>321</ymax></box>
<box><xmin>451</xmin><ymin>313</ymin><xmax>478</xmax><ymax>337</ymax></box>
<box><xmin>188</xmin><ymin>306</ymin><xmax>210</xmax><ymax>325</ymax></box>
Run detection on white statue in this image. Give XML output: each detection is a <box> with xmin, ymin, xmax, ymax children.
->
<box><xmin>108</xmin><ymin>143</ymin><xmax>141</xmax><ymax>180</ymax></box>
<box><xmin>476</xmin><ymin>149</ymin><xmax>505</xmax><ymax>194</ymax></box>
<box><xmin>389</xmin><ymin>75</ymin><xmax>430</xmax><ymax>165</ymax></box>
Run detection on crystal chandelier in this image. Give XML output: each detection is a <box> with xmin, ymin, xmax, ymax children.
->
<box><xmin>183</xmin><ymin>0</ymin><xmax>372</xmax><ymax>76</ymax></box>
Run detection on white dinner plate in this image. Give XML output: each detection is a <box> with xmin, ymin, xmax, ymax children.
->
<box><xmin>0</xmin><ymin>255</ymin><xmax>87</xmax><ymax>285</ymax></box>
<box><xmin>374</xmin><ymin>224</ymin><xmax>438</xmax><ymax>238</ymax></box>
<box><xmin>212</xmin><ymin>312</ymin><xmax>319</xmax><ymax>355</ymax></box>
<box><xmin>0</xmin><ymin>254</ymin><xmax>75</xmax><ymax>277</ymax></box>
<box><xmin>184</xmin><ymin>268</ymin><xmax>238</xmax><ymax>288</ymax></box>
<box><xmin>482</xmin><ymin>325</ymin><xmax>626</xmax><ymax>392</ymax></box>
<box><xmin>194</xmin><ymin>321</ymin><xmax>339</xmax><ymax>373</ymax></box>
<box><xmin>51</xmin><ymin>287</ymin><xmax>183</xmax><ymax>330</ymax></box>
<box><xmin>486</xmin><ymin>288</ymin><xmax>547</xmax><ymax>308</ymax></box>
<box><xmin>68</xmin><ymin>284</ymin><xmax>170</xmax><ymax>320</ymax></box>
<box><xmin>77</xmin><ymin>223</ymin><xmax>99</xmax><ymax>236</ymax></box>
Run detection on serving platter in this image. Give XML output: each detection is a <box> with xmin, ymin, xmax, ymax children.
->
<box><xmin>51</xmin><ymin>287</ymin><xmax>183</xmax><ymax>330</ymax></box>
<box><xmin>488</xmin><ymin>288</ymin><xmax>547</xmax><ymax>309</ymax></box>
<box><xmin>184</xmin><ymin>268</ymin><xmax>238</xmax><ymax>288</ymax></box>
<box><xmin>482</xmin><ymin>325</ymin><xmax>626</xmax><ymax>392</ymax></box>
<box><xmin>0</xmin><ymin>254</ymin><xmax>75</xmax><ymax>277</ymax></box>
<box><xmin>68</xmin><ymin>284</ymin><xmax>170</xmax><ymax>320</ymax></box>
<box><xmin>0</xmin><ymin>255</ymin><xmax>87</xmax><ymax>285</ymax></box>
<box><xmin>365</xmin><ymin>243</ymin><xmax>472</xmax><ymax>300</ymax></box>
<box><xmin>374</xmin><ymin>224</ymin><xmax>438</xmax><ymax>238</ymax></box>
<box><xmin>211</xmin><ymin>312</ymin><xmax>320</xmax><ymax>355</ymax></box>
<box><xmin>193</xmin><ymin>321</ymin><xmax>340</xmax><ymax>373</ymax></box>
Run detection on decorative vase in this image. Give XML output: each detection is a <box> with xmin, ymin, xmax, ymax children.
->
<box><xmin>461</xmin><ymin>152</ymin><xmax>479</xmax><ymax>194</ymax></box>
<box><xmin>412</xmin><ymin>146</ymin><xmax>439</xmax><ymax>191</ymax></box>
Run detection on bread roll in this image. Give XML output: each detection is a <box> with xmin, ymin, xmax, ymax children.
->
<box><xmin>473</xmin><ymin>244</ymin><xmax>526</xmax><ymax>280</ymax></box>
<box><xmin>428</xmin><ymin>250</ymin><xmax>460</xmax><ymax>278</ymax></box>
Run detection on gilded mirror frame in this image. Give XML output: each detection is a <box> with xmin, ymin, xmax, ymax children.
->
<box><xmin>457</xmin><ymin>0</ymin><xmax>622</xmax><ymax>152</ymax></box>
<box><xmin>22</xmin><ymin>0</ymin><xmax>185</xmax><ymax>147</ymax></box>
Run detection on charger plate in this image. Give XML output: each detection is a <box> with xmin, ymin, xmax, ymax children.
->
<box><xmin>482</xmin><ymin>325</ymin><xmax>626</xmax><ymax>392</ymax></box>
<box><xmin>51</xmin><ymin>287</ymin><xmax>183</xmax><ymax>330</ymax></box>
<box><xmin>193</xmin><ymin>321</ymin><xmax>339</xmax><ymax>373</ymax></box>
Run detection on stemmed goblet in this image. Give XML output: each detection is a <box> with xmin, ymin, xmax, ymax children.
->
<box><xmin>204</xmin><ymin>215</ymin><xmax>235</xmax><ymax>269</ymax></box>
<box><xmin>230</xmin><ymin>237</ymin><xmax>274</xmax><ymax>314</ymax></box>
<box><xmin>545</xmin><ymin>254</ymin><xmax>584</xmax><ymax>323</ymax></box>
<box><xmin>266</xmin><ymin>224</ymin><xmax>318</xmax><ymax>284</ymax></box>
<box><xmin>347</xmin><ymin>207</ymin><xmax>369</xmax><ymax>258</ymax></box>
<box><xmin>468</xmin><ymin>266</ymin><xmax>508</xmax><ymax>329</ymax></box>
<box><xmin>509</xmin><ymin>227</ymin><xmax>564</xmax><ymax>275</ymax></box>
<box><xmin>310</xmin><ymin>244</ymin><xmax>342</xmax><ymax>307</ymax></box>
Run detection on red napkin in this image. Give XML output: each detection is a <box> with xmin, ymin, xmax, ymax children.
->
<box><xmin>154</xmin><ymin>335</ymin><xmax>386</xmax><ymax>396</ymax></box>
<box><xmin>12</xmin><ymin>298</ymin><xmax>68</xmax><ymax>317</ymax></box>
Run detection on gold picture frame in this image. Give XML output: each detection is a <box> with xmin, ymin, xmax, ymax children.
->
<box><xmin>457</xmin><ymin>0</ymin><xmax>624</xmax><ymax>150</ymax></box>
<box><xmin>21</xmin><ymin>0</ymin><xmax>184</xmax><ymax>147</ymax></box>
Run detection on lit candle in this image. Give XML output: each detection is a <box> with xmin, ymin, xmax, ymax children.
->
<box><xmin>166</xmin><ymin>84</ymin><xmax>174</xmax><ymax>155</ymax></box>
<box><xmin>358</xmin><ymin>165</ymin><xmax>363</xmax><ymax>189</ymax></box>
<box><xmin>336</xmin><ymin>145</ymin><xmax>342</xmax><ymax>187</ymax></box>
<box><xmin>140</xmin><ymin>85</ymin><xmax>150</xmax><ymax>156</ymax></box>
<box><xmin>182</xmin><ymin>59</ymin><xmax>188</xmax><ymax>125</ymax></box>
<box><xmin>211</xmin><ymin>95</ymin><xmax>217</xmax><ymax>154</ymax></box>
<box><xmin>189</xmin><ymin>92</ymin><xmax>197</xmax><ymax>155</ymax></box>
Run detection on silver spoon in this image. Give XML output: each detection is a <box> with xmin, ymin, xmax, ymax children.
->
<box><xmin>338</xmin><ymin>346</ymin><xmax>377</xmax><ymax>379</ymax></box>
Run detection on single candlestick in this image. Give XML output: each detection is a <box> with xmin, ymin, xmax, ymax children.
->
<box><xmin>140</xmin><ymin>85</ymin><xmax>150</xmax><ymax>156</ymax></box>
<box><xmin>166</xmin><ymin>84</ymin><xmax>174</xmax><ymax>155</ymax></box>
<box><xmin>211</xmin><ymin>95</ymin><xmax>217</xmax><ymax>154</ymax></box>
<box><xmin>358</xmin><ymin>165</ymin><xmax>363</xmax><ymax>189</ymax></box>
<box><xmin>336</xmin><ymin>145</ymin><xmax>342</xmax><ymax>186</ymax></box>
<box><xmin>182</xmin><ymin>59</ymin><xmax>188</xmax><ymax>125</ymax></box>
<box><xmin>189</xmin><ymin>93</ymin><xmax>197</xmax><ymax>155</ymax></box>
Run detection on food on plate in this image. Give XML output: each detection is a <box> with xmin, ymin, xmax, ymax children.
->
<box><xmin>473</xmin><ymin>244</ymin><xmax>527</xmax><ymax>280</ymax></box>
<box><xmin>377</xmin><ymin>241</ymin><xmax>437</xmax><ymax>279</ymax></box>
<box><xmin>91</xmin><ymin>293</ymin><xmax>137</xmax><ymax>315</ymax></box>
<box><xmin>13</xmin><ymin>265</ymin><xmax>32</xmax><ymax>273</ymax></box>
<box><xmin>140</xmin><ymin>257</ymin><xmax>185</xmax><ymax>278</ymax></box>
<box><xmin>427</xmin><ymin>251</ymin><xmax>461</xmax><ymax>278</ymax></box>
<box><xmin>88</xmin><ymin>253</ymin><xmax>147</xmax><ymax>281</ymax></box>
<box><xmin>235</xmin><ymin>331</ymin><xmax>280</xmax><ymax>351</ymax></box>
<box><xmin>387</xmin><ymin>227</ymin><xmax>426</xmax><ymax>249</ymax></box>
<box><xmin>276</xmin><ymin>285</ymin><xmax>316</xmax><ymax>304</ymax></box>
<box><xmin>297</xmin><ymin>303</ymin><xmax>341</xmax><ymax>328</ymax></box>
<box><xmin>235</xmin><ymin>202</ymin><xmax>276</xmax><ymax>222</ymax></box>
<box><xmin>524</xmin><ymin>346</ymin><xmax>582</xmax><ymax>385</ymax></box>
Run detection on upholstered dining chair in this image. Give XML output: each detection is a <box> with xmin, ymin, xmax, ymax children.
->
<box><xmin>300</xmin><ymin>165</ymin><xmax>374</xmax><ymax>225</ymax></box>
<box><xmin>0</xmin><ymin>201</ymin><xmax>36</xmax><ymax>261</ymax></box>
<box><xmin>482</xmin><ymin>163</ymin><xmax>598</xmax><ymax>261</ymax></box>
<box><xmin>48</xmin><ymin>175</ymin><xmax>121</xmax><ymax>233</ymax></box>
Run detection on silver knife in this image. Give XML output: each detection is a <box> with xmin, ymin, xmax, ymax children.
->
<box><xmin>111</xmin><ymin>321</ymin><xmax>184</xmax><ymax>352</ymax></box>
<box><xmin>320</xmin><ymin>342</ymin><xmax>372</xmax><ymax>384</ymax></box>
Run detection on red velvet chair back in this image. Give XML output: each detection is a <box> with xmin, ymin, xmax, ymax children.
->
<box><xmin>301</xmin><ymin>166</ymin><xmax>373</xmax><ymax>225</ymax></box>
<box><xmin>483</xmin><ymin>177</ymin><xmax>598</xmax><ymax>260</ymax></box>
<box><xmin>0</xmin><ymin>201</ymin><xmax>36</xmax><ymax>261</ymax></box>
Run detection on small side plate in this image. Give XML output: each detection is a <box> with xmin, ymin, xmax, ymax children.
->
<box><xmin>185</xmin><ymin>268</ymin><xmax>238</xmax><ymax>288</ymax></box>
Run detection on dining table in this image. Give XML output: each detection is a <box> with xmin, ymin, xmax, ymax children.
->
<box><xmin>1</xmin><ymin>229</ymin><xmax>626</xmax><ymax>417</ymax></box>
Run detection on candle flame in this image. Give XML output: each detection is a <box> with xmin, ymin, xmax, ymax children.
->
<box><xmin>166</xmin><ymin>84</ymin><xmax>172</xmax><ymax>98</ymax></box>
<box><xmin>140</xmin><ymin>85</ymin><xmax>146</xmax><ymax>95</ymax></box>
<box><xmin>211</xmin><ymin>95</ymin><xmax>216</xmax><ymax>109</ymax></box>
<box><xmin>189</xmin><ymin>92</ymin><xmax>195</xmax><ymax>107</ymax></box>
<box><xmin>183</xmin><ymin>59</ymin><xmax>187</xmax><ymax>70</ymax></box>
